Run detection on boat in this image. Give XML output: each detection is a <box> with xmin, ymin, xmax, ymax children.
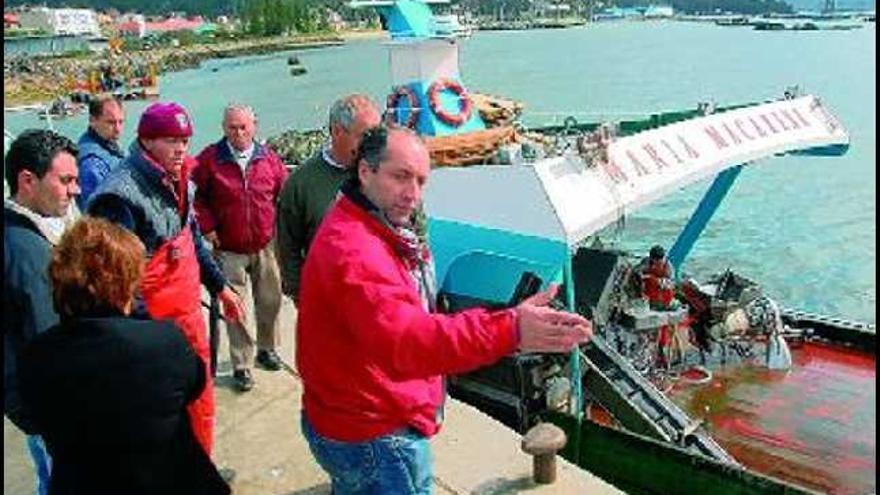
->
<box><xmin>37</xmin><ymin>98</ymin><xmax>84</xmax><ymax>121</ymax></box>
<box><xmin>753</xmin><ymin>20</ymin><xmax>787</xmax><ymax>30</ymax></box>
<box><xmin>288</xmin><ymin>55</ymin><xmax>308</xmax><ymax>76</ymax></box>
<box><xmin>751</xmin><ymin>20</ymin><xmax>863</xmax><ymax>31</ymax></box>
<box><xmin>433</xmin><ymin>13</ymin><xmax>473</xmax><ymax>38</ymax></box>
<box><xmin>273</xmin><ymin>1</ymin><xmax>873</xmax><ymax>492</ymax></box>
<box><xmin>715</xmin><ymin>16</ymin><xmax>751</xmax><ymax>26</ymax></box>
<box><xmin>67</xmin><ymin>63</ymin><xmax>160</xmax><ymax>104</ymax></box>
<box><xmin>423</xmin><ymin>97</ymin><xmax>874</xmax><ymax>494</ymax></box>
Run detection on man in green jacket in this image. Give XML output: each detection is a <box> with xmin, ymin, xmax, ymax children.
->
<box><xmin>276</xmin><ymin>94</ymin><xmax>381</xmax><ymax>303</ymax></box>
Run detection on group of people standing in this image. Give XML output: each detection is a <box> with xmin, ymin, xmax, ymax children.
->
<box><xmin>5</xmin><ymin>93</ymin><xmax>592</xmax><ymax>495</ymax></box>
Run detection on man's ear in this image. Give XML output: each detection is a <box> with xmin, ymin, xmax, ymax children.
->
<box><xmin>357</xmin><ymin>160</ymin><xmax>368</xmax><ymax>185</ymax></box>
<box><xmin>16</xmin><ymin>169</ymin><xmax>37</xmax><ymax>197</ymax></box>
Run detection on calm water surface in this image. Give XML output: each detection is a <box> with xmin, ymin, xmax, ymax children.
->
<box><xmin>5</xmin><ymin>21</ymin><xmax>875</xmax><ymax>323</ymax></box>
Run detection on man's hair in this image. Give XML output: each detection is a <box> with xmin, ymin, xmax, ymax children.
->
<box><xmin>329</xmin><ymin>94</ymin><xmax>377</xmax><ymax>132</ymax></box>
<box><xmin>357</xmin><ymin>126</ymin><xmax>389</xmax><ymax>172</ymax></box>
<box><xmin>88</xmin><ymin>95</ymin><xmax>121</xmax><ymax>119</ymax></box>
<box><xmin>50</xmin><ymin>216</ymin><xmax>146</xmax><ymax>318</ymax></box>
<box><xmin>356</xmin><ymin>125</ymin><xmax>423</xmax><ymax>174</ymax></box>
<box><xmin>649</xmin><ymin>245</ymin><xmax>666</xmax><ymax>260</ymax></box>
<box><xmin>4</xmin><ymin>129</ymin><xmax>78</xmax><ymax>196</ymax></box>
<box><xmin>223</xmin><ymin>103</ymin><xmax>257</xmax><ymax>124</ymax></box>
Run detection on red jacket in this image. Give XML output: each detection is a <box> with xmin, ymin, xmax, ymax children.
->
<box><xmin>641</xmin><ymin>259</ymin><xmax>675</xmax><ymax>307</ymax></box>
<box><xmin>297</xmin><ymin>194</ymin><xmax>519</xmax><ymax>442</ymax></box>
<box><xmin>192</xmin><ymin>139</ymin><xmax>288</xmax><ymax>254</ymax></box>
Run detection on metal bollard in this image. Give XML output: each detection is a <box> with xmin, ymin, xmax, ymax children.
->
<box><xmin>521</xmin><ymin>422</ymin><xmax>567</xmax><ymax>484</ymax></box>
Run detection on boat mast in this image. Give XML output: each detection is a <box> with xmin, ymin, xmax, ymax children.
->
<box><xmin>667</xmin><ymin>165</ymin><xmax>744</xmax><ymax>278</ymax></box>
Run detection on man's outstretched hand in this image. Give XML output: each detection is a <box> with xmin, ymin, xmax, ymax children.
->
<box><xmin>515</xmin><ymin>284</ymin><xmax>592</xmax><ymax>353</ymax></box>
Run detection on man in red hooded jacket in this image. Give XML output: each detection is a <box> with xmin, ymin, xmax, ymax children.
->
<box><xmin>88</xmin><ymin>102</ymin><xmax>245</xmax><ymax>457</ymax></box>
<box><xmin>297</xmin><ymin>126</ymin><xmax>592</xmax><ymax>494</ymax></box>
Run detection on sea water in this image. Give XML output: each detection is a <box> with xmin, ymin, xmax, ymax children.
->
<box><xmin>5</xmin><ymin>21</ymin><xmax>874</xmax><ymax>323</ymax></box>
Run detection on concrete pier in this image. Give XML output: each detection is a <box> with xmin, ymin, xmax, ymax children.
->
<box><xmin>5</xmin><ymin>297</ymin><xmax>623</xmax><ymax>494</ymax></box>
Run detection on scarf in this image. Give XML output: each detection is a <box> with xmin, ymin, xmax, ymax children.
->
<box><xmin>340</xmin><ymin>177</ymin><xmax>436</xmax><ymax>311</ymax></box>
<box><xmin>5</xmin><ymin>198</ymin><xmax>79</xmax><ymax>246</ymax></box>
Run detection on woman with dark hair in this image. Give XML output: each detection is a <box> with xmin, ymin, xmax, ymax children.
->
<box><xmin>18</xmin><ymin>216</ymin><xmax>230</xmax><ymax>495</ymax></box>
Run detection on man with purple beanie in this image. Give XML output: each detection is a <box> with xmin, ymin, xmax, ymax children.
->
<box><xmin>88</xmin><ymin>102</ymin><xmax>245</xmax><ymax>456</ymax></box>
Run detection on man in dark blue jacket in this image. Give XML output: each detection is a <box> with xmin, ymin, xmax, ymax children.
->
<box><xmin>4</xmin><ymin>129</ymin><xmax>80</xmax><ymax>495</ymax></box>
<box><xmin>76</xmin><ymin>95</ymin><xmax>125</xmax><ymax>209</ymax></box>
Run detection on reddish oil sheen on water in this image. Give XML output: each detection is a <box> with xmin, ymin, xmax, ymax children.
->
<box><xmin>670</xmin><ymin>342</ymin><xmax>875</xmax><ymax>494</ymax></box>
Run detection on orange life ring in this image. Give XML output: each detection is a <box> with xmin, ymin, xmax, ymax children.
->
<box><xmin>428</xmin><ymin>78</ymin><xmax>472</xmax><ymax>127</ymax></box>
<box><xmin>386</xmin><ymin>85</ymin><xmax>420</xmax><ymax>129</ymax></box>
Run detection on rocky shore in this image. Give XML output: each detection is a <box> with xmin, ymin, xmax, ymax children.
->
<box><xmin>4</xmin><ymin>34</ymin><xmax>346</xmax><ymax>108</ymax></box>
<box><xmin>266</xmin><ymin>128</ymin><xmax>328</xmax><ymax>168</ymax></box>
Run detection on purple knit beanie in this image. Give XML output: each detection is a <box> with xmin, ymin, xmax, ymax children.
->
<box><xmin>137</xmin><ymin>102</ymin><xmax>193</xmax><ymax>139</ymax></box>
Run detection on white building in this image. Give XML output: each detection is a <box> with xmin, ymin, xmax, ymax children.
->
<box><xmin>643</xmin><ymin>5</ymin><xmax>675</xmax><ymax>18</ymax></box>
<box><xmin>117</xmin><ymin>13</ymin><xmax>147</xmax><ymax>38</ymax></box>
<box><xmin>18</xmin><ymin>7</ymin><xmax>101</xmax><ymax>36</ymax></box>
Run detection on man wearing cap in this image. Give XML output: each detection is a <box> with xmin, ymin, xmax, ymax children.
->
<box><xmin>193</xmin><ymin>104</ymin><xmax>288</xmax><ymax>392</ymax></box>
<box><xmin>88</xmin><ymin>102</ymin><xmax>245</xmax><ymax>456</ymax></box>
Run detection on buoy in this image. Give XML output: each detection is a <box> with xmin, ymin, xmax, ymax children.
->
<box><xmin>386</xmin><ymin>85</ymin><xmax>420</xmax><ymax>129</ymax></box>
<box><xmin>427</xmin><ymin>78</ymin><xmax>472</xmax><ymax>127</ymax></box>
<box><xmin>290</xmin><ymin>66</ymin><xmax>307</xmax><ymax>76</ymax></box>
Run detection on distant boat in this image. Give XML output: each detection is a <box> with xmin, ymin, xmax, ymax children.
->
<box><xmin>714</xmin><ymin>16</ymin><xmax>750</xmax><ymax>26</ymax></box>
<box><xmin>790</xmin><ymin>21</ymin><xmax>820</xmax><ymax>30</ymax></box>
<box><xmin>67</xmin><ymin>63</ymin><xmax>160</xmax><ymax>103</ymax></box>
<box><xmin>433</xmin><ymin>14</ymin><xmax>473</xmax><ymax>38</ymax></box>
<box><xmin>37</xmin><ymin>98</ymin><xmax>84</xmax><ymax>121</ymax></box>
<box><xmin>752</xmin><ymin>20</ymin><xmax>786</xmax><ymax>30</ymax></box>
<box><xmin>752</xmin><ymin>20</ymin><xmax>863</xmax><ymax>30</ymax></box>
<box><xmin>287</xmin><ymin>55</ymin><xmax>307</xmax><ymax>76</ymax></box>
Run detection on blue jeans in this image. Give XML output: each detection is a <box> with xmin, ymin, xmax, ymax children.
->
<box><xmin>26</xmin><ymin>434</ymin><xmax>52</xmax><ymax>495</ymax></box>
<box><xmin>301</xmin><ymin>413</ymin><xmax>433</xmax><ymax>495</ymax></box>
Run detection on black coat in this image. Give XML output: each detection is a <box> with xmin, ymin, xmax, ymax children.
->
<box><xmin>4</xmin><ymin>206</ymin><xmax>59</xmax><ymax>433</ymax></box>
<box><xmin>18</xmin><ymin>313</ymin><xmax>230</xmax><ymax>495</ymax></box>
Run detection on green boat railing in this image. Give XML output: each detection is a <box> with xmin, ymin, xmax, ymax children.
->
<box><xmin>544</xmin><ymin>410</ymin><xmax>821</xmax><ymax>495</ymax></box>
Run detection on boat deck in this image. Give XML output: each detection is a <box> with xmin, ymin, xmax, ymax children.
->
<box><xmin>669</xmin><ymin>341</ymin><xmax>876</xmax><ymax>495</ymax></box>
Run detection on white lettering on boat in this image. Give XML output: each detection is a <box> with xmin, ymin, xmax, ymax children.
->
<box><xmin>533</xmin><ymin>95</ymin><xmax>849</xmax><ymax>246</ymax></box>
<box><xmin>598</xmin><ymin>95</ymin><xmax>846</xmax><ymax>186</ymax></box>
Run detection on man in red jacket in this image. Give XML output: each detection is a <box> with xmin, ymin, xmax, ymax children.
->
<box><xmin>193</xmin><ymin>104</ymin><xmax>289</xmax><ymax>392</ymax></box>
<box><xmin>297</xmin><ymin>126</ymin><xmax>592</xmax><ymax>494</ymax></box>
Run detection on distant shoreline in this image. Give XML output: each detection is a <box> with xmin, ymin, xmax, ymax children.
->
<box><xmin>4</xmin><ymin>31</ymin><xmax>385</xmax><ymax>109</ymax></box>
<box><xmin>338</xmin><ymin>29</ymin><xmax>389</xmax><ymax>41</ymax></box>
